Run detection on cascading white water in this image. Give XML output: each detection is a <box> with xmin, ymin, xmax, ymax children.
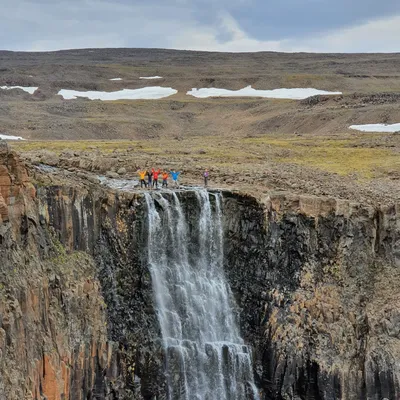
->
<box><xmin>145</xmin><ymin>190</ymin><xmax>259</xmax><ymax>400</ymax></box>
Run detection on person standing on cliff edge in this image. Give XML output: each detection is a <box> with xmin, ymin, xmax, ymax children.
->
<box><xmin>170</xmin><ymin>170</ymin><xmax>181</xmax><ymax>188</ymax></box>
<box><xmin>138</xmin><ymin>170</ymin><xmax>147</xmax><ymax>188</ymax></box>
<box><xmin>146</xmin><ymin>169</ymin><xmax>153</xmax><ymax>189</ymax></box>
<box><xmin>162</xmin><ymin>171</ymin><xmax>169</xmax><ymax>188</ymax></box>
<box><xmin>203</xmin><ymin>169</ymin><xmax>209</xmax><ymax>188</ymax></box>
<box><xmin>152</xmin><ymin>168</ymin><xmax>161</xmax><ymax>189</ymax></box>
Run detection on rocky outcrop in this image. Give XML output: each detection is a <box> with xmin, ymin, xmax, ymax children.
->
<box><xmin>2</xmin><ymin>147</ymin><xmax>400</xmax><ymax>399</ymax></box>
<box><xmin>0</xmin><ymin>149</ymin><xmax>126</xmax><ymax>399</ymax></box>
<box><xmin>0</xmin><ymin>142</ymin><xmax>35</xmax><ymax>223</ymax></box>
<box><xmin>223</xmin><ymin>191</ymin><xmax>400</xmax><ymax>400</ymax></box>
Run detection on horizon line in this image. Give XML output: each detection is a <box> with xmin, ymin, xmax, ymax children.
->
<box><xmin>0</xmin><ymin>47</ymin><xmax>400</xmax><ymax>56</ymax></box>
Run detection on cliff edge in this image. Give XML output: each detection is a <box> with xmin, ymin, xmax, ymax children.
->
<box><xmin>1</xmin><ymin>148</ymin><xmax>400</xmax><ymax>399</ymax></box>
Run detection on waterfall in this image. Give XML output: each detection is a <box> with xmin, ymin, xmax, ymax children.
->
<box><xmin>145</xmin><ymin>190</ymin><xmax>259</xmax><ymax>400</ymax></box>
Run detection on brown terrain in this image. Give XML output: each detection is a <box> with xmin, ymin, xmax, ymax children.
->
<box><xmin>0</xmin><ymin>49</ymin><xmax>400</xmax><ymax>399</ymax></box>
<box><xmin>0</xmin><ymin>48</ymin><xmax>399</xmax><ymax>205</ymax></box>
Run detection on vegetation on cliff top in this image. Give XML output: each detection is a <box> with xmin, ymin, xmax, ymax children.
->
<box><xmin>11</xmin><ymin>133</ymin><xmax>400</xmax><ymax>180</ymax></box>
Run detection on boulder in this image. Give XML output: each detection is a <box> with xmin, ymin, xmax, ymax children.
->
<box><xmin>106</xmin><ymin>171</ymin><xmax>119</xmax><ymax>179</ymax></box>
<box><xmin>117</xmin><ymin>167</ymin><xmax>127</xmax><ymax>175</ymax></box>
<box><xmin>76</xmin><ymin>171</ymin><xmax>101</xmax><ymax>184</ymax></box>
<box><xmin>61</xmin><ymin>149</ymin><xmax>76</xmax><ymax>159</ymax></box>
<box><xmin>86</xmin><ymin>175</ymin><xmax>101</xmax><ymax>184</ymax></box>
<box><xmin>38</xmin><ymin>150</ymin><xmax>59</xmax><ymax>167</ymax></box>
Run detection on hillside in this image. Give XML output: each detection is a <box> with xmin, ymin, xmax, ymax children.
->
<box><xmin>1</xmin><ymin>48</ymin><xmax>399</xmax><ymax>204</ymax></box>
<box><xmin>0</xmin><ymin>48</ymin><xmax>400</xmax><ymax>140</ymax></box>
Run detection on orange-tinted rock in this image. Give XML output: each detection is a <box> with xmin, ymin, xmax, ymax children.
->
<box><xmin>42</xmin><ymin>355</ymin><xmax>61</xmax><ymax>400</ymax></box>
<box><xmin>0</xmin><ymin>193</ymin><xmax>7</xmax><ymax>222</ymax></box>
<box><xmin>0</xmin><ymin>147</ymin><xmax>35</xmax><ymax>226</ymax></box>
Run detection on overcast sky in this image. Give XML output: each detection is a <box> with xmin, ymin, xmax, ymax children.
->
<box><xmin>1</xmin><ymin>0</ymin><xmax>400</xmax><ymax>52</ymax></box>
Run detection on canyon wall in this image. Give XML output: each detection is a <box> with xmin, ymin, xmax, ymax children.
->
<box><xmin>1</xmin><ymin>146</ymin><xmax>400</xmax><ymax>399</ymax></box>
<box><xmin>223</xmin><ymin>192</ymin><xmax>400</xmax><ymax>399</ymax></box>
<box><xmin>0</xmin><ymin>146</ymin><xmax>140</xmax><ymax>400</ymax></box>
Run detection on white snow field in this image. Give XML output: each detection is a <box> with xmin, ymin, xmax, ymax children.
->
<box><xmin>0</xmin><ymin>134</ymin><xmax>25</xmax><ymax>140</ymax></box>
<box><xmin>187</xmin><ymin>85</ymin><xmax>342</xmax><ymax>99</ymax></box>
<box><xmin>349</xmin><ymin>123</ymin><xmax>400</xmax><ymax>133</ymax></box>
<box><xmin>139</xmin><ymin>76</ymin><xmax>163</xmax><ymax>79</ymax></box>
<box><xmin>58</xmin><ymin>87</ymin><xmax>177</xmax><ymax>100</ymax></box>
<box><xmin>0</xmin><ymin>86</ymin><xmax>38</xmax><ymax>94</ymax></box>
<box><xmin>109</xmin><ymin>78</ymin><xmax>123</xmax><ymax>81</ymax></box>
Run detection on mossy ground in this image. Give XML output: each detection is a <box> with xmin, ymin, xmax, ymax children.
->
<box><xmin>11</xmin><ymin>133</ymin><xmax>400</xmax><ymax>180</ymax></box>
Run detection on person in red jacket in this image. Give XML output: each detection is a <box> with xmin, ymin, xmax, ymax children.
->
<box><xmin>152</xmin><ymin>168</ymin><xmax>161</xmax><ymax>189</ymax></box>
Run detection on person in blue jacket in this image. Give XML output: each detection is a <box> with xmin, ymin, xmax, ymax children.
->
<box><xmin>170</xmin><ymin>170</ymin><xmax>181</xmax><ymax>188</ymax></box>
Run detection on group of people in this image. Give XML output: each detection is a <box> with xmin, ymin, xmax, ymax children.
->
<box><xmin>138</xmin><ymin>168</ymin><xmax>209</xmax><ymax>189</ymax></box>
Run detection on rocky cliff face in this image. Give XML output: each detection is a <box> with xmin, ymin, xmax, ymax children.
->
<box><xmin>223</xmin><ymin>192</ymin><xmax>400</xmax><ymax>400</ymax></box>
<box><xmin>1</xmin><ymin>147</ymin><xmax>400</xmax><ymax>399</ymax></box>
<box><xmin>0</xmin><ymin>145</ymin><xmax>128</xmax><ymax>400</ymax></box>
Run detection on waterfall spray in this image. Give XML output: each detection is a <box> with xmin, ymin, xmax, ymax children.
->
<box><xmin>145</xmin><ymin>190</ymin><xmax>259</xmax><ymax>400</ymax></box>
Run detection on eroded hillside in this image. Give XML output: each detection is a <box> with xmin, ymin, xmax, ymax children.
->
<box><xmin>0</xmin><ymin>49</ymin><xmax>400</xmax><ymax>140</ymax></box>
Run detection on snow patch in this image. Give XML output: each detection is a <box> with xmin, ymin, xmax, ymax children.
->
<box><xmin>0</xmin><ymin>86</ymin><xmax>38</xmax><ymax>94</ymax></box>
<box><xmin>349</xmin><ymin>123</ymin><xmax>400</xmax><ymax>133</ymax></box>
<box><xmin>0</xmin><ymin>134</ymin><xmax>25</xmax><ymax>140</ymax></box>
<box><xmin>187</xmin><ymin>85</ymin><xmax>342</xmax><ymax>99</ymax></box>
<box><xmin>58</xmin><ymin>87</ymin><xmax>177</xmax><ymax>101</ymax></box>
<box><xmin>139</xmin><ymin>76</ymin><xmax>163</xmax><ymax>80</ymax></box>
<box><xmin>109</xmin><ymin>78</ymin><xmax>122</xmax><ymax>81</ymax></box>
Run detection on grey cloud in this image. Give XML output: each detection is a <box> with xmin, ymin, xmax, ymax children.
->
<box><xmin>0</xmin><ymin>0</ymin><xmax>399</xmax><ymax>52</ymax></box>
<box><xmin>0</xmin><ymin>0</ymin><xmax>189</xmax><ymax>50</ymax></box>
<box><xmin>231</xmin><ymin>0</ymin><xmax>400</xmax><ymax>40</ymax></box>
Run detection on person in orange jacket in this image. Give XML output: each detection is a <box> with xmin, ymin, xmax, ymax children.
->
<box><xmin>152</xmin><ymin>168</ymin><xmax>161</xmax><ymax>189</ymax></box>
<box><xmin>162</xmin><ymin>171</ymin><xmax>169</xmax><ymax>188</ymax></box>
<box><xmin>138</xmin><ymin>170</ymin><xmax>147</xmax><ymax>188</ymax></box>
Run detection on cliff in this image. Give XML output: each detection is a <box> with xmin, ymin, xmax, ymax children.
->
<box><xmin>223</xmin><ymin>192</ymin><xmax>400</xmax><ymax>399</ymax></box>
<box><xmin>0</xmin><ymin>145</ymin><xmax>129</xmax><ymax>399</ymax></box>
<box><xmin>1</xmin><ymin>147</ymin><xmax>400</xmax><ymax>399</ymax></box>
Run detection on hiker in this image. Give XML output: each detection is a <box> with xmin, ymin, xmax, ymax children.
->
<box><xmin>162</xmin><ymin>171</ymin><xmax>169</xmax><ymax>188</ymax></box>
<box><xmin>152</xmin><ymin>168</ymin><xmax>161</xmax><ymax>189</ymax></box>
<box><xmin>203</xmin><ymin>169</ymin><xmax>209</xmax><ymax>187</ymax></box>
<box><xmin>138</xmin><ymin>170</ymin><xmax>147</xmax><ymax>188</ymax></box>
<box><xmin>170</xmin><ymin>170</ymin><xmax>181</xmax><ymax>188</ymax></box>
<box><xmin>146</xmin><ymin>170</ymin><xmax>153</xmax><ymax>189</ymax></box>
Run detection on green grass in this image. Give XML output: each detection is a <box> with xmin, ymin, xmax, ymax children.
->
<box><xmin>11</xmin><ymin>134</ymin><xmax>400</xmax><ymax>179</ymax></box>
<box><xmin>243</xmin><ymin>135</ymin><xmax>400</xmax><ymax>178</ymax></box>
<box><xmin>12</xmin><ymin>140</ymin><xmax>140</xmax><ymax>153</ymax></box>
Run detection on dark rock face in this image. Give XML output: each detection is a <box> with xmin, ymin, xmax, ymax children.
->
<box><xmin>37</xmin><ymin>185</ymin><xmax>167</xmax><ymax>399</ymax></box>
<box><xmin>94</xmin><ymin>191</ymin><xmax>166</xmax><ymax>400</ymax></box>
<box><xmin>2</xmin><ymin>150</ymin><xmax>400</xmax><ymax>399</ymax></box>
<box><xmin>222</xmin><ymin>192</ymin><xmax>400</xmax><ymax>400</ymax></box>
<box><xmin>0</xmin><ymin>151</ymin><xmax>123</xmax><ymax>400</ymax></box>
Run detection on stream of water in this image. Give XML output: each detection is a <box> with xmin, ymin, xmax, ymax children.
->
<box><xmin>145</xmin><ymin>190</ymin><xmax>259</xmax><ymax>400</ymax></box>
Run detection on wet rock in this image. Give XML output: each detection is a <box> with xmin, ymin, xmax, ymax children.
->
<box><xmin>76</xmin><ymin>171</ymin><xmax>100</xmax><ymax>184</ymax></box>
